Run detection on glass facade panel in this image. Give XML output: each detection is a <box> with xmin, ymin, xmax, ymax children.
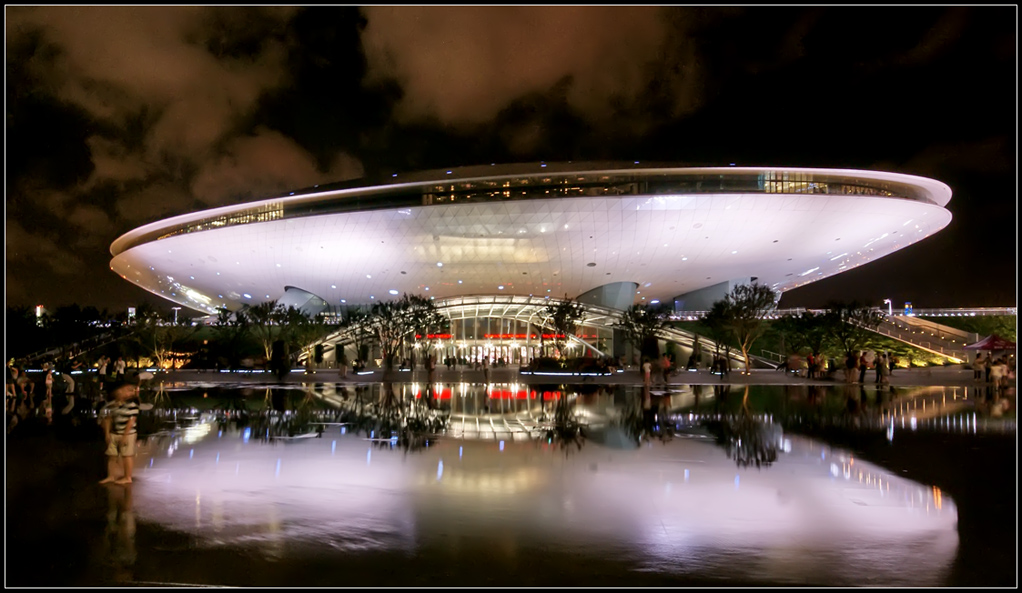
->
<box><xmin>120</xmin><ymin>169</ymin><xmax>937</xmax><ymax>253</ymax></box>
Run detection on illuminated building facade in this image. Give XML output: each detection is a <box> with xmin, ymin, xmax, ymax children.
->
<box><xmin>110</xmin><ymin>162</ymin><xmax>952</xmax><ymax>363</ymax></box>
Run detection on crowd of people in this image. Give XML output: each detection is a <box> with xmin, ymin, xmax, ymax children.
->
<box><xmin>972</xmin><ymin>352</ymin><xmax>1016</xmax><ymax>390</ymax></box>
<box><xmin>6</xmin><ymin>355</ymin><xmax>138</xmax><ymax>435</ymax></box>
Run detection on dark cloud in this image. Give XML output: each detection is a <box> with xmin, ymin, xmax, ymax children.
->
<box><xmin>361</xmin><ymin>7</ymin><xmax>696</xmax><ymax>127</ymax></box>
<box><xmin>5</xmin><ymin>7</ymin><xmax>365</xmax><ymax>309</ymax></box>
<box><xmin>4</xmin><ymin>6</ymin><xmax>1016</xmax><ymax>311</ymax></box>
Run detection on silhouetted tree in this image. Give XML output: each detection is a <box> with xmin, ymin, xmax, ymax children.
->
<box><xmin>615</xmin><ymin>303</ymin><xmax>672</xmax><ymax>362</ymax></box>
<box><xmin>542</xmin><ymin>296</ymin><xmax>588</xmax><ymax>358</ymax></box>
<box><xmin>707</xmin><ymin>283</ymin><xmax>778</xmax><ymax>374</ymax></box>
<box><xmin>773</xmin><ymin>310</ymin><xmax>829</xmax><ymax>357</ymax></box>
<box><xmin>823</xmin><ymin>301</ymin><xmax>885</xmax><ymax>354</ymax></box>
<box><xmin>247</xmin><ymin>300</ymin><xmax>283</xmax><ymax>361</ymax></box>
<box><xmin>367</xmin><ymin>294</ymin><xmax>443</xmax><ymax>371</ymax></box>
<box><xmin>211</xmin><ymin>307</ymin><xmax>251</xmax><ymax>369</ymax></box>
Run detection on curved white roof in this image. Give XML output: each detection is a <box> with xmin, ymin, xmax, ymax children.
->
<box><xmin>109</xmin><ymin>166</ymin><xmax>952</xmax><ymax>314</ymax></box>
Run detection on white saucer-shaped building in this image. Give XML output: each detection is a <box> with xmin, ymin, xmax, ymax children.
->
<box><xmin>110</xmin><ymin>162</ymin><xmax>951</xmax><ymax>362</ymax></box>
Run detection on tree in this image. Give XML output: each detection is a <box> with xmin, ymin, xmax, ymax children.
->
<box><xmin>772</xmin><ymin>310</ymin><xmax>830</xmax><ymax>356</ymax></box>
<box><xmin>129</xmin><ymin>307</ymin><xmax>199</xmax><ymax>369</ymax></box>
<box><xmin>707</xmin><ymin>283</ymin><xmax>778</xmax><ymax>374</ymax></box>
<box><xmin>247</xmin><ymin>300</ymin><xmax>283</xmax><ymax>362</ymax></box>
<box><xmin>277</xmin><ymin>306</ymin><xmax>330</xmax><ymax>366</ymax></box>
<box><xmin>406</xmin><ymin>294</ymin><xmax>447</xmax><ymax>364</ymax></box>
<box><xmin>823</xmin><ymin>301</ymin><xmax>885</xmax><ymax>354</ymax></box>
<box><xmin>211</xmin><ymin>307</ymin><xmax>251</xmax><ymax>369</ymax></box>
<box><xmin>343</xmin><ymin>309</ymin><xmax>375</xmax><ymax>368</ymax></box>
<box><xmin>367</xmin><ymin>294</ymin><xmax>443</xmax><ymax>371</ymax></box>
<box><xmin>615</xmin><ymin>303</ymin><xmax>672</xmax><ymax>362</ymax></box>
<box><xmin>541</xmin><ymin>296</ymin><xmax>587</xmax><ymax>358</ymax></box>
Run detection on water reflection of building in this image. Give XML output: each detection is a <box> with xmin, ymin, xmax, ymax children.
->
<box><xmin>130</xmin><ymin>415</ymin><xmax>958</xmax><ymax>587</ymax></box>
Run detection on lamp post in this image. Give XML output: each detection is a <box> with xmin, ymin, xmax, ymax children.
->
<box><xmin>172</xmin><ymin>306</ymin><xmax>181</xmax><ymax>324</ymax></box>
<box><xmin>883</xmin><ymin>299</ymin><xmax>892</xmax><ymax>317</ymax></box>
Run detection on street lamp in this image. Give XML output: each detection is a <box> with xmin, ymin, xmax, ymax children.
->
<box><xmin>172</xmin><ymin>306</ymin><xmax>181</xmax><ymax>324</ymax></box>
<box><xmin>883</xmin><ymin>299</ymin><xmax>892</xmax><ymax>317</ymax></box>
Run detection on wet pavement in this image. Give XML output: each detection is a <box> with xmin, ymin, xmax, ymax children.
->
<box><xmin>5</xmin><ymin>376</ymin><xmax>1016</xmax><ymax>587</ymax></box>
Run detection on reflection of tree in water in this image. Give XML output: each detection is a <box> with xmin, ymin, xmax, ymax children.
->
<box><xmin>333</xmin><ymin>382</ymin><xmax>450</xmax><ymax>453</ymax></box>
<box><xmin>702</xmin><ymin>386</ymin><xmax>779</xmax><ymax>469</ymax></box>
<box><xmin>544</xmin><ymin>385</ymin><xmax>587</xmax><ymax>451</ymax></box>
<box><xmin>618</xmin><ymin>385</ymin><xmax>674</xmax><ymax>446</ymax></box>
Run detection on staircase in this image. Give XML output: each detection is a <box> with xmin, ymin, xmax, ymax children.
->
<box><xmin>872</xmin><ymin>315</ymin><xmax>979</xmax><ymax>362</ymax></box>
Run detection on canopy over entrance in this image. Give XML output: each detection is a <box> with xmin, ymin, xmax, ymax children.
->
<box><xmin>963</xmin><ymin>334</ymin><xmax>1016</xmax><ymax>351</ymax></box>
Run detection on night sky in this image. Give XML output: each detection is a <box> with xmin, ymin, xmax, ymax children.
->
<box><xmin>6</xmin><ymin>6</ymin><xmax>1017</xmax><ymax>315</ymax></box>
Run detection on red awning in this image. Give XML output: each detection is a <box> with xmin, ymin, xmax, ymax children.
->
<box><xmin>963</xmin><ymin>334</ymin><xmax>1016</xmax><ymax>351</ymax></box>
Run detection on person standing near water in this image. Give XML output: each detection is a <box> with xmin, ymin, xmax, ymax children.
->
<box><xmin>99</xmin><ymin>381</ymin><xmax>139</xmax><ymax>485</ymax></box>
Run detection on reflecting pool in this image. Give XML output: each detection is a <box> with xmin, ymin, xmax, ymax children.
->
<box><xmin>116</xmin><ymin>381</ymin><xmax>969</xmax><ymax>586</ymax></box>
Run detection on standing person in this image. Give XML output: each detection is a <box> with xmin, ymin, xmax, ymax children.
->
<box><xmin>482</xmin><ymin>355</ymin><xmax>491</xmax><ymax>385</ymax></box>
<box><xmin>661</xmin><ymin>353</ymin><xmax>671</xmax><ymax>385</ymax></box>
<box><xmin>61</xmin><ymin>366</ymin><xmax>77</xmax><ymax>415</ymax></box>
<box><xmin>888</xmin><ymin>352</ymin><xmax>896</xmax><ymax>375</ymax></box>
<box><xmin>6</xmin><ymin>363</ymin><xmax>19</xmax><ymax>401</ymax></box>
<box><xmin>99</xmin><ymin>381</ymin><xmax>140</xmax><ymax>485</ymax></box>
<box><xmin>844</xmin><ymin>352</ymin><xmax>857</xmax><ymax>384</ymax></box>
<box><xmin>44</xmin><ymin>363</ymin><xmax>55</xmax><ymax>405</ymax></box>
<box><xmin>984</xmin><ymin>354</ymin><xmax>993</xmax><ymax>383</ymax></box>
<box><xmin>16</xmin><ymin>371</ymin><xmax>35</xmax><ymax>411</ymax></box>
<box><xmin>874</xmin><ymin>351</ymin><xmax>884</xmax><ymax>384</ymax></box>
<box><xmin>98</xmin><ymin>356</ymin><xmax>109</xmax><ymax>390</ymax></box>
<box><xmin>114</xmin><ymin>357</ymin><xmax>127</xmax><ymax>381</ymax></box>
<box><xmin>879</xmin><ymin>354</ymin><xmax>891</xmax><ymax>386</ymax></box>
<box><xmin>973</xmin><ymin>352</ymin><xmax>987</xmax><ymax>381</ymax></box>
<box><xmin>806</xmin><ymin>353</ymin><xmax>815</xmax><ymax>379</ymax></box>
<box><xmin>427</xmin><ymin>353</ymin><xmax>437</xmax><ymax>386</ymax></box>
<box><xmin>642</xmin><ymin>358</ymin><xmax>652</xmax><ymax>386</ymax></box>
<box><xmin>990</xmin><ymin>357</ymin><xmax>1007</xmax><ymax>391</ymax></box>
<box><xmin>7</xmin><ymin>365</ymin><xmax>20</xmax><ymax>407</ymax></box>
<box><xmin>858</xmin><ymin>352</ymin><xmax>869</xmax><ymax>384</ymax></box>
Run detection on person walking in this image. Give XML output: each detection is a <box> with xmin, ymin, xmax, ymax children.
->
<box><xmin>661</xmin><ymin>353</ymin><xmax>671</xmax><ymax>385</ymax></box>
<box><xmin>858</xmin><ymin>352</ymin><xmax>869</xmax><ymax>384</ymax></box>
<box><xmin>642</xmin><ymin>358</ymin><xmax>652</xmax><ymax>386</ymax></box>
<box><xmin>874</xmin><ymin>352</ymin><xmax>884</xmax><ymax>384</ymax></box>
<box><xmin>99</xmin><ymin>381</ymin><xmax>140</xmax><ymax>486</ymax></box>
